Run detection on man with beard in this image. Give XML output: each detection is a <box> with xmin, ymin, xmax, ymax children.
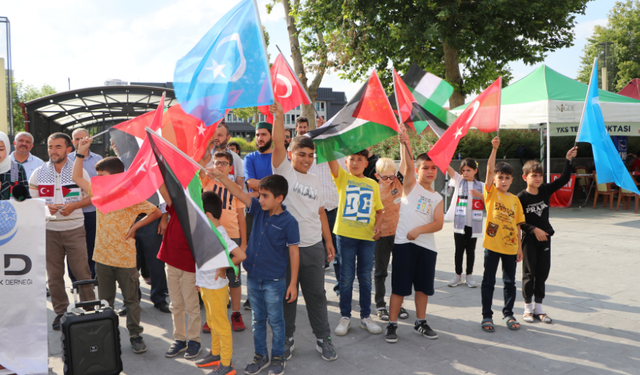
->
<box><xmin>211</xmin><ymin>123</ymin><xmax>244</xmax><ymax>188</ymax></box>
<box><xmin>284</xmin><ymin>128</ymin><xmax>292</xmax><ymax>150</ymax></box>
<box><xmin>244</xmin><ymin>122</ymin><xmax>274</xmax><ymax>198</ymax></box>
<box><xmin>10</xmin><ymin>132</ymin><xmax>44</xmax><ymax>179</ymax></box>
<box><xmin>295</xmin><ymin>116</ymin><xmax>309</xmax><ymax>136</ymax></box>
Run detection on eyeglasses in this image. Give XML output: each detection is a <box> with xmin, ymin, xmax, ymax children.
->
<box><xmin>379</xmin><ymin>175</ymin><xmax>396</xmax><ymax>181</ymax></box>
<box><xmin>284</xmin><ymin>135</ymin><xmax>291</xmax><ymax>139</ymax></box>
<box><xmin>213</xmin><ymin>161</ymin><xmax>230</xmax><ymax>167</ymax></box>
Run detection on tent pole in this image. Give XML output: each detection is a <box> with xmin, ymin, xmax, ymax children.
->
<box><xmin>546</xmin><ymin>122</ymin><xmax>551</xmax><ymax>183</ymax></box>
<box><xmin>539</xmin><ymin>124</ymin><xmax>544</xmax><ymax>161</ymax></box>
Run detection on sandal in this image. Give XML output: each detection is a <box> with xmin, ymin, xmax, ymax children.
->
<box><xmin>523</xmin><ymin>313</ymin><xmax>534</xmax><ymax>323</ymax></box>
<box><xmin>481</xmin><ymin>318</ymin><xmax>495</xmax><ymax>333</ymax></box>
<box><xmin>534</xmin><ymin>313</ymin><xmax>552</xmax><ymax>324</ymax></box>
<box><xmin>503</xmin><ymin>316</ymin><xmax>520</xmax><ymax>330</ymax></box>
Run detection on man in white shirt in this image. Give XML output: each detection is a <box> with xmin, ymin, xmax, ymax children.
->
<box><xmin>29</xmin><ymin>132</ymin><xmax>95</xmax><ymax>331</ymax></box>
<box><xmin>10</xmin><ymin>131</ymin><xmax>44</xmax><ymax>179</ymax></box>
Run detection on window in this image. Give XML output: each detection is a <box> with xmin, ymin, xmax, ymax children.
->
<box><xmin>315</xmin><ymin>102</ymin><xmax>319</xmax><ymax>110</ymax></box>
<box><xmin>320</xmin><ymin>102</ymin><xmax>325</xmax><ymax>111</ymax></box>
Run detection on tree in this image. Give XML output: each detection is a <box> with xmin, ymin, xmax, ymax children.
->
<box><xmin>576</xmin><ymin>0</ymin><xmax>640</xmax><ymax>92</ymax></box>
<box><xmin>12</xmin><ymin>80</ymin><xmax>57</xmax><ymax>132</ymax></box>
<box><xmin>267</xmin><ymin>0</ymin><xmax>330</xmax><ymax>129</ymax></box>
<box><xmin>302</xmin><ymin>0</ymin><xmax>589</xmax><ymax>107</ymax></box>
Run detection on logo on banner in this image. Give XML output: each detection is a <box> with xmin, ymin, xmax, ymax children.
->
<box><xmin>0</xmin><ymin>202</ymin><xmax>18</xmax><ymax>246</ymax></box>
<box><xmin>472</xmin><ymin>199</ymin><xmax>484</xmax><ymax>210</ymax></box>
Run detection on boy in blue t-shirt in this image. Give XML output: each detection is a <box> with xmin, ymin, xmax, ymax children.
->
<box><xmin>212</xmin><ymin>169</ymin><xmax>300</xmax><ymax>375</ymax></box>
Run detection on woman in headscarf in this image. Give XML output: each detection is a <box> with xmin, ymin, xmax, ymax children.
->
<box><xmin>0</xmin><ymin>131</ymin><xmax>28</xmax><ymax>200</ymax></box>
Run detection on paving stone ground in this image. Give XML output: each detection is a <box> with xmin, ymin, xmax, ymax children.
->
<box><xmin>48</xmin><ymin>205</ymin><xmax>640</xmax><ymax>375</ymax></box>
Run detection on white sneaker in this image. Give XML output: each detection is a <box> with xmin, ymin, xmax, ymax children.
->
<box><xmin>359</xmin><ymin>317</ymin><xmax>382</xmax><ymax>334</ymax></box>
<box><xmin>335</xmin><ymin>317</ymin><xmax>351</xmax><ymax>336</ymax></box>
<box><xmin>448</xmin><ymin>275</ymin><xmax>463</xmax><ymax>287</ymax></box>
<box><xmin>466</xmin><ymin>274</ymin><xmax>477</xmax><ymax>288</ymax></box>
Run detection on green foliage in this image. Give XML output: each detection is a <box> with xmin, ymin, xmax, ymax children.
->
<box><xmin>232</xmin><ymin>107</ymin><xmax>259</xmax><ymax>125</ymax></box>
<box><xmin>300</xmin><ymin>0</ymin><xmax>589</xmax><ymax>99</ymax></box>
<box><xmin>12</xmin><ymin>80</ymin><xmax>57</xmax><ymax>132</ymax></box>
<box><xmin>229</xmin><ymin>136</ymin><xmax>257</xmax><ymax>154</ymax></box>
<box><xmin>576</xmin><ymin>0</ymin><xmax>640</xmax><ymax>91</ymax></box>
<box><xmin>371</xmin><ymin>130</ymin><xmax>588</xmax><ymax>160</ymax></box>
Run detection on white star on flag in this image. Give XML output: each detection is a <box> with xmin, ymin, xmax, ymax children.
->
<box><xmin>454</xmin><ymin>127</ymin><xmax>463</xmax><ymax>139</ymax></box>
<box><xmin>136</xmin><ymin>162</ymin><xmax>147</xmax><ymax>175</ymax></box>
<box><xmin>197</xmin><ymin>123</ymin><xmax>206</xmax><ymax>136</ymax></box>
<box><xmin>206</xmin><ymin>60</ymin><xmax>226</xmax><ymax>79</ymax></box>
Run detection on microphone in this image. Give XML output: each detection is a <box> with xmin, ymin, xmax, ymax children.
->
<box><xmin>12</xmin><ymin>184</ymin><xmax>31</xmax><ymax>202</ymax></box>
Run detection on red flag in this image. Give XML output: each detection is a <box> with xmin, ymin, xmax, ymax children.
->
<box><xmin>427</xmin><ymin>77</ymin><xmax>501</xmax><ymax>173</ymax></box>
<box><xmin>112</xmin><ymin>93</ymin><xmax>165</xmax><ymax>139</ymax></box>
<box><xmin>353</xmin><ymin>70</ymin><xmax>401</xmax><ymax>131</ymax></box>
<box><xmin>92</xmin><ymin>137</ymin><xmax>164</xmax><ymax>213</ymax></box>
<box><xmin>161</xmin><ymin>105</ymin><xmax>220</xmax><ymax>162</ymax></box>
<box><xmin>258</xmin><ymin>53</ymin><xmax>312</xmax><ymax>123</ymax></box>
<box><xmin>393</xmin><ymin>69</ymin><xmax>416</xmax><ymax>125</ymax></box>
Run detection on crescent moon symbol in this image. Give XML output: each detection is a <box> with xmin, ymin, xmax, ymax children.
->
<box><xmin>466</xmin><ymin>101</ymin><xmax>480</xmax><ymax>125</ymax></box>
<box><xmin>276</xmin><ymin>74</ymin><xmax>293</xmax><ymax>98</ymax></box>
<box><xmin>216</xmin><ymin>33</ymin><xmax>246</xmax><ymax>82</ymax></box>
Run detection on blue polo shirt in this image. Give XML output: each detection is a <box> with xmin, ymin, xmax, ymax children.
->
<box><xmin>244</xmin><ymin>197</ymin><xmax>300</xmax><ymax>280</ymax></box>
<box><xmin>244</xmin><ymin>151</ymin><xmax>273</xmax><ymax>192</ymax></box>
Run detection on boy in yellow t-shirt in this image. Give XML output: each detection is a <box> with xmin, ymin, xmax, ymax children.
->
<box><xmin>481</xmin><ymin>137</ymin><xmax>525</xmax><ymax>333</ymax></box>
<box><xmin>72</xmin><ymin>137</ymin><xmax>162</xmax><ymax>354</ymax></box>
<box><xmin>328</xmin><ymin>149</ymin><xmax>384</xmax><ymax>337</ymax></box>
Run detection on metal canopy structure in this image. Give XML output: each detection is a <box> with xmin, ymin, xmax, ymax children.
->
<box><xmin>24</xmin><ymin>85</ymin><xmax>176</xmax><ymax>159</ymax></box>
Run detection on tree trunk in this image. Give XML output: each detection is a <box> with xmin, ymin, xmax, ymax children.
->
<box><xmin>282</xmin><ymin>0</ymin><xmax>326</xmax><ymax>129</ymax></box>
<box><xmin>443</xmin><ymin>41</ymin><xmax>465</xmax><ymax>108</ymax></box>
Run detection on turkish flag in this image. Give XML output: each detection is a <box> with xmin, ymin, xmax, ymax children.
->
<box><xmin>472</xmin><ymin>199</ymin><xmax>484</xmax><ymax>210</ymax></box>
<box><xmin>38</xmin><ymin>185</ymin><xmax>54</xmax><ymax>197</ymax></box>
<box><xmin>428</xmin><ymin>78</ymin><xmax>501</xmax><ymax>173</ymax></box>
<box><xmin>161</xmin><ymin>104</ymin><xmax>220</xmax><ymax>162</ymax></box>
<box><xmin>258</xmin><ymin>53</ymin><xmax>311</xmax><ymax>123</ymax></box>
<box><xmin>91</xmin><ymin>137</ymin><xmax>165</xmax><ymax>213</ymax></box>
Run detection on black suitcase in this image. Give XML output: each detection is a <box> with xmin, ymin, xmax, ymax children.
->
<box><xmin>60</xmin><ymin>279</ymin><xmax>123</xmax><ymax>375</ymax></box>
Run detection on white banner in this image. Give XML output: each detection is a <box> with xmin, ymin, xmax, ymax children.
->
<box><xmin>0</xmin><ymin>199</ymin><xmax>47</xmax><ymax>375</ymax></box>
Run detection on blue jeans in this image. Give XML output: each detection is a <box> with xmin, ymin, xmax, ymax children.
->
<box><xmin>247</xmin><ymin>276</ymin><xmax>286</xmax><ymax>358</ymax></box>
<box><xmin>325</xmin><ymin>209</ymin><xmax>340</xmax><ymax>288</ymax></box>
<box><xmin>337</xmin><ymin>235</ymin><xmax>375</xmax><ymax>319</ymax></box>
<box><xmin>481</xmin><ymin>249</ymin><xmax>517</xmax><ymax>319</ymax></box>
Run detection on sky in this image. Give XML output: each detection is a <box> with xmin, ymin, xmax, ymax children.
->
<box><xmin>0</xmin><ymin>0</ymin><xmax>613</xmax><ymax>103</ymax></box>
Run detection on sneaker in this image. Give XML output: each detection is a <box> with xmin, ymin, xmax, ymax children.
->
<box><xmin>243</xmin><ymin>300</ymin><xmax>252</xmax><ymax>311</ymax></box>
<box><xmin>384</xmin><ymin>324</ymin><xmax>398</xmax><ymax>343</ymax></box>
<box><xmin>466</xmin><ymin>274</ymin><xmax>478</xmax><ymax>288</ymax></box>
<box><xmin>268</xmin><ymin>356</ymin><xmax>285</xmax><ymax>375</ymax></box>
<box><xmin>231</xmin><ymin>312</ymin><xmax>246</xmax><ymax>332</ymax></box>
<box><xmin>52</xmin><ymin>313</ymin><xmax>63</xmax><ymax>331</ymax></box>
<box><xmin>211</xmin><ymin>363</ymin><xmax>236</xmax><ymax>375</ymax></box>
<box><xmin>399</xmin><ymin>307</ymin><xmax>409</xmax><ymax>320</ymax></box>
<box><xmin>376</xmin><ymin>308</ymin><xmax>390</xmax><ymax>321</ymax></box>
<box><xmin>359</xmin><ymin>316</ymin><xmax>382</xmax><ymax>334</ymax></box>
<box><xmin>448</xmin><ymin>275</ymin><xmax>463</xmax><ymax>287</ymax></box>
<box><xmin>284</xmin><ymin>337</ymin><xmax>294</xmax><ymax>360</ymax></box>
<box><xmin>195</xmin><ymin>351</ymin><xmax>221</xmax><ymax>368</ymax></box>
<box><xmin>334</xmin><ymin>317</ymin><xmax>351</xmax><ymax>336</ymax></box>
<box><xmin>117</xmin><ymin>305</ymin><xmax>127</xmax><ymax>316</ymax></box>
<box><xmin>184</xmin><ymin>340</ymin><xmax>202</xmax><ymax>359</ymax></box>
<box><xmin>316</xmin><ymin>338</ymin><xmax>338</xmax><ymax>361</ymax></box>
<box><xmin>130</xmin><ymin>335</ymin><xmax>147</xmax><ymax>354</ymax></box>
<box><xmin>165</xmin><ymin>340</ymin><xmax>187</xmax><ymax>358</ymax></box>
<box><xmin>245</xmin><ymin>354</ymin><xmax>269</xmax><ymax>375</ymax></box>
<box><xmin>413</xmin><ymin>321</ymin><xmax>438</xmax><ymax>339</ymax></box>
<box><xmin>203</xmin><ymin>322</ymin><xmax>211</xmax><ymax>333</ymax></box>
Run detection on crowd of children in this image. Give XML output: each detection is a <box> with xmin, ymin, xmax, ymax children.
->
<box><xmin>68</xmin><ymin>102</ymin><xmax>577</xmax><ymax>374</ymax></box>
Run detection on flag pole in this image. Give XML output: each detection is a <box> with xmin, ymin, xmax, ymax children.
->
<box><xmin>496</xmin><ymin>76</ymin><xmax>502</xmax><ymax>138</ymax></box>
<box><xmin>575</xmin><ymin>57</ymin><xmax>598</xmax><ymax>147</ymax></box>
<box><xmin>145</xmin><ymin>127</ymin><xmax>208</xmax><ymax>173</ymax></box>
<box><xmin>391</xmin><ymin>68</ymin><xmax>414</xmax><ymax>160</ymax></box>
<box><xmin>275</xmin><ymin>44</ymin><xmax>321</xmax><ymax>119</ymax></box>
<box><xmin>91</xmin><ymin>128</ymin><xmax>111</xmax><ymax>139</ymax></box>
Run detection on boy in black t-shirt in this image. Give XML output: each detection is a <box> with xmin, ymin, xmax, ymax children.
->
<box><xmin>517</xmin><ymin>146</ymin><xmax>577</xmax><ymax>324</ymax></box>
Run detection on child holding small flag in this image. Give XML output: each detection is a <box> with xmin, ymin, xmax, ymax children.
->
<box><xmin>194</xmin><ymin>191</ymin><xmax>246</xmax><ymax>374</ymax></box>
<box><xmin>444</xmin><ymin>159</ymin><xmax>484</xmax><ymax>288</ymax></box>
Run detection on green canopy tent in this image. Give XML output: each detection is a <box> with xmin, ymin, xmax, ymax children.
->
<box><xmin>452</xmin><ymin>65</ymin><xmax>640</xmax><ymax>182</ymax></box>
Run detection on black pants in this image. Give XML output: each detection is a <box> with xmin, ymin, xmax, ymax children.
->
<box><xmin>453</xmin><ymin>226</ymin><xmax>476</xmax><ymax>275</ymax></box>
<box><xmin>521</xmin><ymin>234</ymin><xmax>551</xmax><ymax>304</ymax></box>
<box><xmin>374</xmin><ymin>235</ymin><xmax>394</xmax><ymax>308</ymax></box>
<box><xmin>68</xmin><ymin>211</ymin><xmax>97</xmax><ymax>281</ymax></box>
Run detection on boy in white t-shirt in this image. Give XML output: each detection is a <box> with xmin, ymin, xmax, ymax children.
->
<box><xmin>385</xmin><ymin>132</ymin><xmax>444</xmax><ymax>344</ymax></box>
<box><xmin>194</xmin><ymin>191</ymin><xmax>246</xmax><ymax>375</ymax></box>
<box><xmin>271</xmin><ymin>101</ymin><xmax>338</xmax><ymax>362</ymax></box>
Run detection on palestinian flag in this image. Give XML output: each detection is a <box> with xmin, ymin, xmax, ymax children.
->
<box><xmin>403</xmin><ymin>63</ymin><xmax>457</xmax><ymax>126</ymax></box>
<box><xmin>391</xmin><ymin>69</ymin><xmax>447</xmax><ymax>137</ymax></box>
<box><xmin>147</xmin><ymin>129</ymin><xmax>235</xmax><ymax>274</ymax></box>
<box><xmin>308</xmin><ymin>70</ymin><xmax>400</xmax><ymax>163</ymax></box>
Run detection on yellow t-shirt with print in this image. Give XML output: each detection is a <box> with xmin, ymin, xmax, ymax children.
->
<box><xmin>333</xmin><ymin>168</ymin><xmax>384</xmax><ymax>241</ymax></box>
<box><xmin>482</xmin><ymin>183</ymin><xmax>525</xmax><ymax>255</ymax></box>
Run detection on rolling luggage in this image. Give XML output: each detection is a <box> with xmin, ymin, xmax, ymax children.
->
<box><xmin>60</xmin><ymin>279</ymin><xmax>122</xmax><ymax>375</ymax></box>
